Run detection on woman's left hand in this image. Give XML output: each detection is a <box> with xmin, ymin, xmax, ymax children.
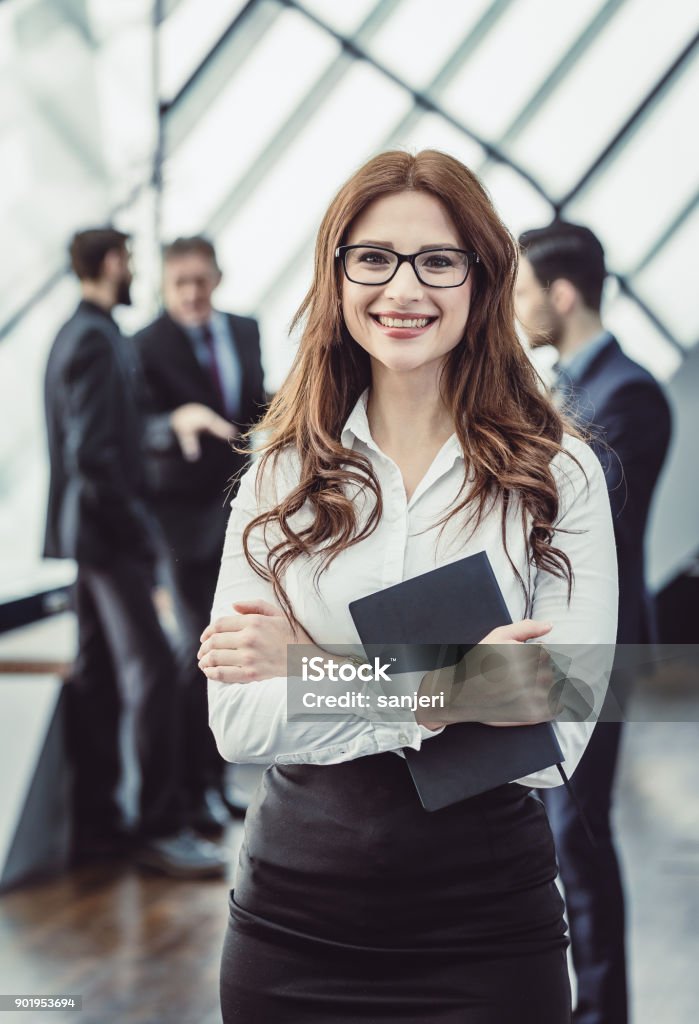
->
<box><xmin>198</xmin><ymin>599</ymin><xmax>313</xmax><ymax>684</ymax></box>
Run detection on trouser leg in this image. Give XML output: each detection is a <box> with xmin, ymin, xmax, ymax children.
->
<box><xmin>165</xmin><ymin>554</ymin><xmax>224</xmax><ymax>799</ymax></box>
<box><xmin>67</xmin><ymin>570</ymin><xmax>122</xmax><ymax>835</ymax></box>
<box><xmin>541</xmin><ymin>722</ymin><xmax>628</xmax><ymax>1024</ymax></box>
<box><xmin>83</xmin><ymin>558</ymin><xmax>182</xmax><ymax>838</ymax></box>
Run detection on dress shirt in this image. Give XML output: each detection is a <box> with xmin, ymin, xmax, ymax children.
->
<box><xmin>184</xmin><ymin>310</ymin><xmax>242</xmax><ymax>419</ymax></box>
<box><xmin>208</xmin><ymin>388</ymin><xmax>618</xmax><ymax>788</ymax></box>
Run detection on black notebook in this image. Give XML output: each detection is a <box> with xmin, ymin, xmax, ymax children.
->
<box><xmin>348</xmin><ymin>552</ymin><xmax>563</xmax><ymax>811</ymax></box>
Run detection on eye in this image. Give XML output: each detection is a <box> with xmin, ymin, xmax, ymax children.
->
<box><xmin>422</xmin><ymin>253</ymin><xmax>457</xmax><ymax>269</ymax></box>
<box><xmin>357</xmin><ymin>250</ymin><xmax>390</xmax><ymax>265</ymax></box>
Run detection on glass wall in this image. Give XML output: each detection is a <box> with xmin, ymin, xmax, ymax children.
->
<box><xmin>1</xmin><ymin>0</ymin><xmax>697</xmax><ymax>601</ymax></box>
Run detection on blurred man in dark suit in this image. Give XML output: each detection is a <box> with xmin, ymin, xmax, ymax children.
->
<box><xmin>516</xmin><ymin>221</ymin><xmax>672</xmax><ymax>1024</ymax></box>
<box><xmin>44</xmin><ymin>227</ymin><xmax>227</xmax><ymax>878</ymax></box>
<box><xmin>135</xmin><ymin>237</ymin><xmax>266</xmax><ymax>833</ymax></box>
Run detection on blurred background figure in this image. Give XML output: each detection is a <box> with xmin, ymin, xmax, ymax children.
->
<box><xmin>135</xmin><ymin>237</ymin><xmax>266</xmax><ymax>832</ymax></box>
<box><xmin>43</xmin><ymin>227</ymin><xmax>227</xmax><ymax>879</ymax></box>
<box><xmin>516</xmin><ymin>221</ymin><xmax>672</xmax><ymax>1024</ymax></box>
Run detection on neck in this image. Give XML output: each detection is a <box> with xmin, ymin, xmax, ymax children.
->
<box><xmin>556</xmin><ymin>309</ymin><xmax>605</xmax><ymax>360</ymax></box>
<box><xmin>81</xmin><ymin>280</ymin><xmax>115</xmax><ymax>313</ymax></box>
<box><xmin>366</xmin><ymin>365</ymin><xmax>454</xmax><ymax>451</ymax></box>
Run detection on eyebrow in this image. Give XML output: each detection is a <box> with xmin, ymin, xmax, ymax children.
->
<box><xmin>354</xmin><ymin>239</ymin><xmax>461</xmax><ymax>251</ymax></box>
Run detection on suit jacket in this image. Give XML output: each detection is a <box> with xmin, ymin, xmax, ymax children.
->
<box><xmin>564</xmin><ymin>336</ymin><xmax>672</xmax><ymax>643</ymax></box>
<box><xmin>134</xmin><ymin>311</ymin><xmax>266</xmax><ymax>564</ymax></box>
<box><xmin>44</xmin><ymin>300</ymin><xmax>156</xmax><ymax>566</ymax></box>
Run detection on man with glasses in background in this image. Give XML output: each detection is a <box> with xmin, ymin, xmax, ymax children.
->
<box><xmin>136</xmin><ymin>237</ymin><xmax>266</xmax><ymax>835</ymax></box>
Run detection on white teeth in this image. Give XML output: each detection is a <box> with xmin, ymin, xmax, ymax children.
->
<box><xmin>376</xmin><ymin>316</ymin><xmax>432</xmax><ymax>328</ymax></box>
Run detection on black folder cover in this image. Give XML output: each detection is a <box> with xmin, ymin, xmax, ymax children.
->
<box><xmin>348</xmin><ymin>552</ymin><xmax>563</xmax><ymax>811</ymax></box>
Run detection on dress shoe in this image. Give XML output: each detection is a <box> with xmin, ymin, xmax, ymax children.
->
<box><xmin>71</xmin><ymin>824</ymin><xmax>134</xmax><ymax>865</ymax></box>
<box><xmin>187</xmin><ymin>788</ymin><xmax>231</xmax><ymax>837</ymax></box>
<box><xmin>219</xmin><ymin>784</ymin><xmax>248</xmax><ymax>820</ymax></box>
<box><xmin>134</xmin><ymin>829</ymin><xmax>228</xmax><ymax>879</ymax></box>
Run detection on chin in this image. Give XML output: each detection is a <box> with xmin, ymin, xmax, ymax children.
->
<box><xmin>373</xmin><ymin>352</ymin><xmax>433</xmax><ymax>375</ymax></box>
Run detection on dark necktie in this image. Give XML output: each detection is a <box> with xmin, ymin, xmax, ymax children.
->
<box><xmin>201</xmin><ymin>322</ymin><xmax>227</xmax><ymax>413</ymax></box>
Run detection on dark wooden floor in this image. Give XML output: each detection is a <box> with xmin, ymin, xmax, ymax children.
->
<box><xmin>1</xmin><ymin>704</ymin><xmax>698</xmax><ymax>1024</ymax></box>
<box><xmin>0</xmin><ymin>848</ymin><xmax>241</xmax><ymax>1024</ymax></box>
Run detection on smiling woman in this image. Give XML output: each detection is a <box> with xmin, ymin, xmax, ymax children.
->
<box><xmin>203</xmin><ymin>149</ymin><xmax>618</xmax><ymax>1023</ymax></box>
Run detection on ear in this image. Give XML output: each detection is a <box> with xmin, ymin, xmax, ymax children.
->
<box><xmin>548</xmin><ymin>278</ymin><xmax>578</xmax><ymax>316</ymax></box>
<box><xmin>101</xmin><ymin>249</ymin><xmax>121</xmax><ymax>281</ymax></box>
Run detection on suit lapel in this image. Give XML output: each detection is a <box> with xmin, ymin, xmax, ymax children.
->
<box><xmin>575</xmin><ymin>335</ymin><xmax>620</xmax><ymax>390</ymax></box>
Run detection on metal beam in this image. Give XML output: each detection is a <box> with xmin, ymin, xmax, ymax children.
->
<box><xmin>276</xmin><ymin>0</ymin><xmax>552</xmax><ymax>204</ymax></box>
<box><xmin>161</xmin><ymin>0</ymin><xmax>281</xmax><ymax>155</ymax></box>
<box><xmin>205</xmin><ymin>0</ymin><xmax>404</xmax><ymax>239</ymax></box>
<box><xmin>557</xmin><ymin>31</ymin><xmax>699</xmax><ymax>211</ymax></box>
<box><xmin>614</xmin><ymin>276</ymin><xmax>687</xmax><ymax>355</ymax></box>
<box><xmin>0</xmin><ymin>182</ymin><xmax>144</xmax><ymax>345</ymax></box>
<box><xmin>250</xmin><ymin>0</ymin><xmax>518</xmax><ymax>313</ymax></box>
<box><xmin>158</xmin><ymin>0</ymin><xmax>185</xmax><ymax>23</ymax></box>
<box><xmin>153</xmin><ymin>0</ymin><xmax>164</xmax><ymax>246</ymax></box>
<box><xmin>0</xmin><ymin>266</ymin><xmax>68</xmax><ymax>346</ymax></box>
<box><xmin>17</xmin><ymin>0</ymin><xmax>96</xmax><ymax>48</ymax></box>
<box><xmin>378</xmin><ymin>0</ymin><xmax>518</xmax><ymax>150</ymax></box>
<box><xmin>494</xmin><ymin>0</ymin><xmax>628</xmax><ymax>151</ymax></box>
<box><xmin>249</xmin><ymin>1</ymin><xmax>691</xmax><ymax>360</ymax></box>
<box><xmin>628</xmin><ymin>187</ymin><xmax>699</xmax><ymax>279</ymax></box>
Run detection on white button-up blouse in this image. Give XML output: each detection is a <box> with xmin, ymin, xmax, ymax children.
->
<box><xmin>208</xmin><ymin>389</ymin><xmax>618</xmax><ymax>788</ymax></box>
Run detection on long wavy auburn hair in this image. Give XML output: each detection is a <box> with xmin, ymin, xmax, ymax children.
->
<box><xmin>235</xmin><ymin>150</ymin><xmax>583</xmax><ymax>632</ymax></box>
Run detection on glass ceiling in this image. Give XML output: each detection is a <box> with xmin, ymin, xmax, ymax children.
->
<box><xmin>1</xmin><ymin>0</ymin><xmax>698</xmax><ymax>597</ymax></box>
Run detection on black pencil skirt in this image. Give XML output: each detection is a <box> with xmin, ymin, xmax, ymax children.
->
<box><xmin>220</xmin><ymin>753</ymin><xmax>571</xmax><ymax>1023</ymax></box>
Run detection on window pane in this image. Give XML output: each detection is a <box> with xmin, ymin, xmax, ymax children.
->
<box><xmin>0</xmin><ymin>13</ymin><xmax>110</xmax><ymax>324</ymax></box>
<box><xmin>479</xmin><ymin>163</ymin><xmax>553</xmax><ymax>238</ymax></box>
<box><xmin>442</xmin><ymin>0</ymin><xmax>607</xmax><ymax>140</ymax></box>
<box><xmin>214</xmin><ymin>63</ymin><xmax>412</xmax><ymax>314</ymax></box>
<box><xmin>0</xmin><ymin>278</ymin><xmax>79</xmax><ymax>594</ymax></box>
<box><xmin>367</xmin><ymin>0</ymin><xmax>491</xmax><ymax>91</ymax></box>
<box><xmin>567</xmin><ymin>57</ymin><xmax>699</xmax><ymax>272</ymax></box>
<box><xmin>393</xmin><ymin>112</ymin><xmax>484</xmax><ymax>167</ymax></box>
<box><xmin>603</xmin><ymin>290</ymin><xmax>682</xmax><ymax>382</ymax></box>
<box><xmin>88</xmin><ymin>6</ymin><xmax>154</xmax><ymax>190</ymax></box>
<box><xmin>159</xmin><ymin>0</ymin><xmax>248</xmax><ymax>101</ymax></box>
<box><xmin>162</xmin><ymin>7</ymin><xmax>339</xmax><ymax>234</ymax></box>
<box><xmin>633</xmin><ymin>203</ymin><xmax>699</xmax><ymax>350</ymax></box>
<box><xmin>296</xmin><ymin>0</ymin><xmax>380</xmax><ymax>36</ymax></box>
<box><xmin>509</xmin><ymin>0</ymin><xmax>699</xmax><ymax>195</ymax></box>
<box><xmin>249</xmin><ymin>260</ymin><xmax>314</xmax><ymax>394</ymax></box>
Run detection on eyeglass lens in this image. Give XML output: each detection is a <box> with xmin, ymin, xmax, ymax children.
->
<box><xmin>344</xmin><ymin>247</ymin><xmax>470</xmax><ymax>287</ymax></box>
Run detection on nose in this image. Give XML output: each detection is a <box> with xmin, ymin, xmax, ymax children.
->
<box><xmin>383</xmin><ymin>259</ymin><xmax>425</xmax><ymax>304</ymax></box>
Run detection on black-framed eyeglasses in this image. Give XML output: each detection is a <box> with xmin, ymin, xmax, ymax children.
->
<box><xmin>335</xmin><ymin>245</ymin><xmax>479</xmax><ymax>288</ymax></box>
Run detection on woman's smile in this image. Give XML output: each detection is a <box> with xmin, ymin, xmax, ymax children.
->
<box><xmin>368</xmin><ymin>310</ymin><xmax>439</xmax><ymax>338</ymax></box>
